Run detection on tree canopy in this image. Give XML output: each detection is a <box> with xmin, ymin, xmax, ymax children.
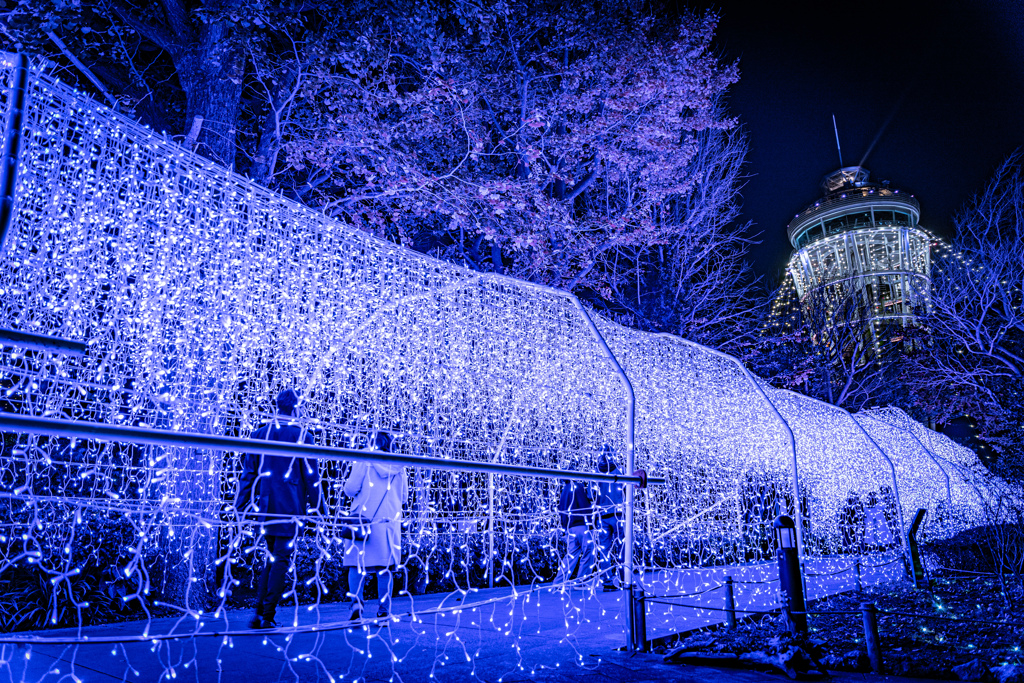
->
<box><xmin>2</xmin><ymin>0</ymin><xmax>758</xmax><ymax>346</ymax></box>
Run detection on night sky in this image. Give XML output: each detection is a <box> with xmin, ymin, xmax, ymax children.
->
<box><xmin>705</xmin><ymin>1</ymin><xmax>1024</xmax><ymax>280</ymax></box>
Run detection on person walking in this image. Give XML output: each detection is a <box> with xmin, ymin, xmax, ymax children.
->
<box><xmin>235</xmin><ymin>389</ymin><xmax>320</xmax><ymax>630</ymax></box>
<box><xmin>553</xmin><ymin>458</ymin><xmax>597</xmax><ymax>589</ymax></box>
<box><xmin>342</xmin><ymin>431</ymin><xmax>407</xmax><ymax>623</ymax></box>
<box><xmin>596</xmin><ymin>444</ymin><xmax>625</xmax><ymax>592</ymax></box>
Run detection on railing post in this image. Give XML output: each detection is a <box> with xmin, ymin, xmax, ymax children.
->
<box><xmin>724</xmin><ymin>575</ymin><xmax>737</xmax><ymax>629</ymax></box>
<box><xmin>488</xmin><ymin>472</ymin><xmax>495</xmax><ymax>588</ymax></box>
<box><xmin>861</xmin><ymin>602</ymin><xmax>883</xmax><ymax>673</ymax></box>
<box><xmin>629</xmin><ymin>584</ymin><xmax>647</xmax><ymax>652</ymax></box>
<box><xmin>855</xmin><ymin>557</ymin><xmax>863</xmax><ymax>592</ymax></box>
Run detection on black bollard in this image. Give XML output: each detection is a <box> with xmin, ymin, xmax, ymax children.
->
<box><xmin>861</xmin><ymin>601</ymin><xmax>883</xmax><ymax>673</ymax></box>
<box><xmin>724</xmin><ymin>575</ymin><xmax>737</xmax><ymax>629</ymax></box>
<box><xmin>908</xmin><ymin>508</ymin><xmax>928</xmax><ymax>589</ymax></box>
<box><xmin>774</xmin><ymin>515</ymin><xmax>807</xmax><ymax>633</ymax></box>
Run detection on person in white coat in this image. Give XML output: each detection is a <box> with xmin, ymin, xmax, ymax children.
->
<box><xmin>343</xmin><ymin>431</ymin><xmax>407</xmax><ymax>622</ymax></box>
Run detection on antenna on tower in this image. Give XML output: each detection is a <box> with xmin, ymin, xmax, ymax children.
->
<box><xmin>832</xmin><ymin>114</ymin><xmax>844</xmax><ymax>168</ymax></box>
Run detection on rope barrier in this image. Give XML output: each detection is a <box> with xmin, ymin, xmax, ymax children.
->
<box><xmin>873</xmin><ymin>611</ymin><xmax>1024</xmax><ymax>627</ymax></box>
<box><xmin>643</xmin><ymin>600</ymin><xmax>778</xmax><ymax>617</ymax></box>
<box><xmin>934</xmin><ymin>566</ymin><xmax>1000</xmax><ymax>576</ymax></box>
<box><xmin>805</xmin><ymin>566</ymin><xmax>853</xmax><ymax>578</ymax></box>
<box><xmin>860</xmin><ymin>557</ymin><xmax>902</xmax><ymax>568</ymax></box>
<box><xmin>649</xmin><ymin>583</ymin><xmax>724</xmax><ymax>600</ymax></box>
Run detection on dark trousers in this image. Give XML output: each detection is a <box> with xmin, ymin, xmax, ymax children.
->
<box><xmin>256</xmin><ymin>534</ymin><xmax>295</xmax><ymax>621</ymax></box>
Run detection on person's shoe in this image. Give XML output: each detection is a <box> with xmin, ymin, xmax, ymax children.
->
<box><xmin>377</xmin><ymin>609</ymin><xmax>390</xmax><ymax>624</ymax></box>
<box><xmin>602</xmin><ymin>583</ymin><xmax>619</xmax><ymax>592</ymax></box>
<box><xmin>247</xmin><ymin>614</ymin><xmax>263</xmax><ymax>630</ymax></box>
<box><xmin>258</xmin><ymin>618</ymin><xmax>279</xmax><ymax>630</ymax></box>
<box><xmin>346</xmin><ymin>608</ymin><xmax>362</xmax><ymax>625</ymax></box>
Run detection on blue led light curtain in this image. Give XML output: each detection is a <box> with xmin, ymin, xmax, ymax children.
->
<box><xmin>0</xmin><ymin>55</ymin><xmax>1002</xmax><ymax>661</ymax></box>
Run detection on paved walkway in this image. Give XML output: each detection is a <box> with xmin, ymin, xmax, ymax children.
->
<box><xmin>2</xmin><ymin>554</ymin><xmax>905</xmax><ymax>683</ymax></box>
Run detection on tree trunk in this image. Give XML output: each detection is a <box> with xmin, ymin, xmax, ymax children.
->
<box><xmin>176</xmin><ymin>19</ymin><xmax>246</xmax><ymax>168</ymax></box>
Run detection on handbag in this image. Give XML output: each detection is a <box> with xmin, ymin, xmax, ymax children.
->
<box><xmin>339</xmin><ymin>473</ymin><xmax>396</xmax><ymax>542</ymax></box>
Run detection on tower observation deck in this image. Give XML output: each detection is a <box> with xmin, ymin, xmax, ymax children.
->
<box><xmin>787</xmin><ymin>167</ymin><xmax>931</xmax><ymax>342</ymax></box>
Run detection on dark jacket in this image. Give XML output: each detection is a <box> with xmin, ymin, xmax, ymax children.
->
<box><xmin>236</xmin><ymin>423</ymin><xmax>320</xmax><ymax>538</ymax></box>
<box><xmin>557</xmin><ymin>480</ymin><xmax>595</xmax><ymax>530</ymax></box>
<box><xmin>596</xmin><ymin>453</ymin><xmax>624</xmax><ymax>520</ymax></box>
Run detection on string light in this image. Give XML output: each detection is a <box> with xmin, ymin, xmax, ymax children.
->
<box><xmin>0</xmin><ymin>61</ymin><xmax>1002</xmax><ymax>681</ymax></box>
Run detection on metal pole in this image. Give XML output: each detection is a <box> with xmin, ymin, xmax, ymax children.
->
<box><xmin>0</xmin><ymin>52</ymin><xmax>28</xmax><ymax>257</ymax></box>
<box><xmin>724</xmin><ymin>575</ymin><xmax>737</xmax><ymax>629</ymax></box>
<box><xmin>630</xmin><ymin>584</ymin><xmax>647</xmax><ymax>652</ymax></box>
<box><xmin>861</xmin><ymin>602</ymin><xmax>883</xmax><ymax>673</ymax></box>
<box><xmin>0</xmin><ymin>328</ymin><xmax>86</xmax><ymax>356</ymax></box>
<box><xmin>488</xmin><ymin>472</ymin><xmax>495</xmax><ymax>588</ymax></box>
<box><xmin>570</xmin><ymin>299</ymin><xmax>637</xmax><ymax>650</ymax></box>
<box><xmin>0</xmin><ymin>413</ymin><xmax>665</xmax><ymax>487</ymax></box>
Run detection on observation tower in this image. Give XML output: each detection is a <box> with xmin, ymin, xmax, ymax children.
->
<box><xmin>786</xmin><ymin>166</ymin><xmax>931</xmax><ymax>351</ymax></box>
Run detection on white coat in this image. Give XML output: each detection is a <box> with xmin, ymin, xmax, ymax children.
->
<box><xmin>342</xmin><ymin>462</ymin><xmax>407</xmax><ymax>568</ymax></box>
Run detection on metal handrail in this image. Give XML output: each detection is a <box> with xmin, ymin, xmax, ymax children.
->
<box><xmin>0</xmin><ymin>412</ymin><xmax>665</xmax><ymax>486</ymax></box>
<box><xmin>0</xmin><ymin>327</ymin><xmax>86</xmax><ymax>356</ymax></box>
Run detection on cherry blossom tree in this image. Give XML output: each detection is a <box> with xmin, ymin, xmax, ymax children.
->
<box><xmin>2</xmin><ymin>0</ymin><xmax>757</xmax><ymax>344</ymax></box>
<box><xmin>271</xmin><ymin>4</ymin><xmax>754</xmax><ymax>340</ymax></box>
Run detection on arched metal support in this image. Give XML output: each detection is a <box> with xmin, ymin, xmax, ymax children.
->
<box><xmin>858</xmin><ymin>412</ymin><xmax>952</xmax><ymax>506</ymax></box>
<box><xmin>653</xmin><ymin>334</ymin><xmax>803</xmax><ymax>561</ymax></box>
<box><xmin>569</xmin><ymin>299</ymin><xmax>639</xmax><ymax>649</ymax></box>
<box><xmin>0</xmin><ymin>52</ymin><xmax>28</xmax><ymax>257</ymax></box>
<box><xmin>789</xmin><ymin>392</ymin><xmax>911</xmax><ymax>570</ymax></box>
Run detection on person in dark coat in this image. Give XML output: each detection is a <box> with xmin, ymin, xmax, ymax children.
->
<box><xmin>553</xmin><ymin>458</ymin><xmax>597</xmax><ymax>588</ymax></box>
<box><xmin>596</xmin><ymin>444</ymin><xmax>625</xmax><ymax>591</ymax></box>
<box><xmin>235</xmin><ymin>389</ymin><xmax>320</xmax><ymax>629</ymax></box>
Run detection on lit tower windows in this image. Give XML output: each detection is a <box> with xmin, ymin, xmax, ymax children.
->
<box><xmin>787</xmin><ymin>167</ymin><xmax>931</xmax><ymax>353</ymax></box>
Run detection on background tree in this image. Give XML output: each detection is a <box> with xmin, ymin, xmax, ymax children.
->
<box><xmin>905</xmin><ymin>153</ymin><xmax>1024</xmax><ymax>462</ymax></box>
<box><xmin>746</xmin><ymin>277</ymin><xmax>905</xmax><ymax>411</ymax></box>
<box><xmin>2</xmin><ymin>0</ymin><xmax>758</xmax><ymax>348</ymax></box>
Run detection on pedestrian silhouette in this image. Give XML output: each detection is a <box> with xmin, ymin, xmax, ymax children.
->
<box><xmin>342</xmin><ymin>431</ymin><xmax>407</xmax><ymax>623</ymax></box>
<box><xmin>553</xmin><ymin>456</ymin><xmax>597</xmax><ymax>589</ymax></box>
<box><xmin>235</xmin><ymin>389</ymin><xmax>320</xmax><ymax>629</ymax></box>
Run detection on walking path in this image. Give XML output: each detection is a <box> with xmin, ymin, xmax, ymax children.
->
<box><xmin>2</xmin><ymin>553</ymin><xmax>904</xmax><ymax>683</ymax></box>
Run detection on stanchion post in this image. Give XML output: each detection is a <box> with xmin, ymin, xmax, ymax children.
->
<box><xmin>724</xmin><ymin>575</ymin><xmax>737</xmax><ymax>629</ymax></box>
<box><xmin>861</xmin><ymin>602</ymin><xmax>883</xmax><ymax>673</ymax></box>
<box><xmin>774</xmin><ymin>515</ymin><xmax>807</xmax><ymax>633</ymax></box>
<box><xmin>629</xmin><ymin>584</ymin><xmax>647</xmax><ymax>652</ymax></box>
<box><xmin>856</xmin><ymin>557</ymin><xmax>863</xmax><ymax>593</ymax></box>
